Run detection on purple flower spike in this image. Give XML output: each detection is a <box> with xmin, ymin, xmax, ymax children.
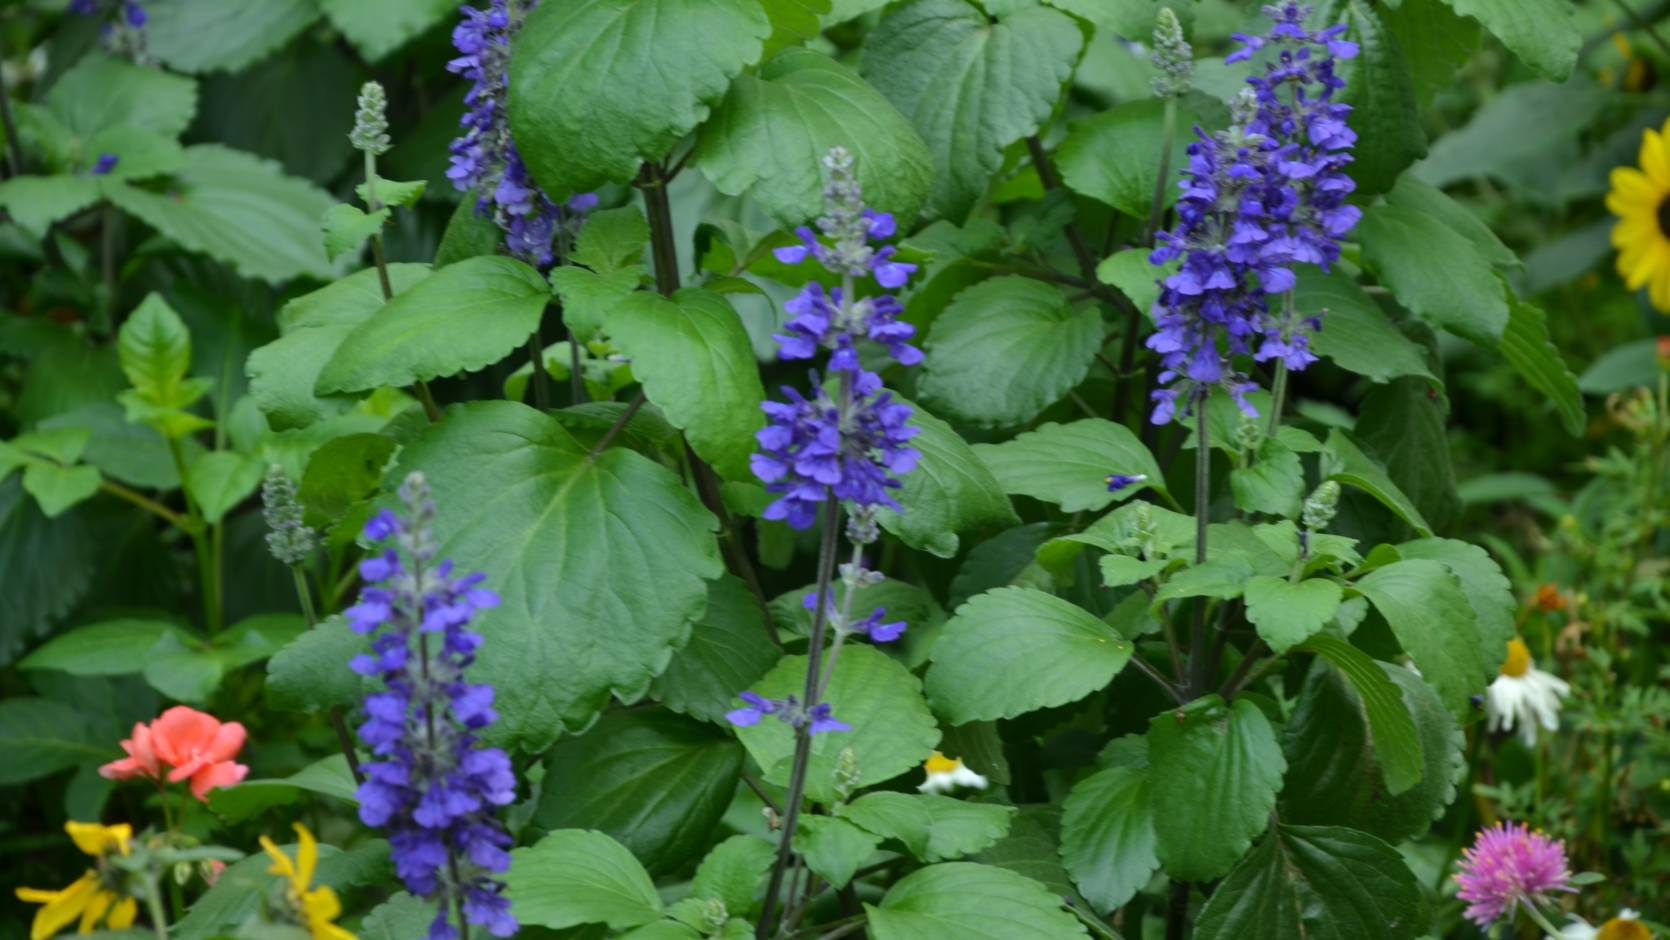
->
<box><xmin>726</xmin><ymin>693</ymin><xmax>849</xmax><ymax>737</ymax></box>
<box><xmin>1105</xmin><ymin>473</ymin><xmax>1148</xmax><ymax>493</ymax></box>
<box><xmin>350</xmin><ymin>472</ymin><xmax>517</xmax><ymax>940</ymax></box>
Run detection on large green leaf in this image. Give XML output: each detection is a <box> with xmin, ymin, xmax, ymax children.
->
<box><xmin>0</xmin><ymin>480</ymin><xmax>99</xmax><ymax>666</ymax></box>
<box><xmin>1435</xmin><ymin>0</ymin><xmax>1578</xmax><ymax>80</ymax></box>
<box><xmin>836</xmin><ymin>792</ymin><xmax>1015</xmax><ymax>863</ymax></box>
<box><xmin>1057</xmin><ymin>99</ymin><xmax>1194</xmax><ymax>217</ymax></box>
<box><xmin>1148</xmin><ymin>695</ymin><xmax>1285</xmax><ymax>882</ymax></box>
<box><xmin>186</xmin><ymin>451</ymin><xmax>264</xmax><ymax>524</ymax></box>
<box><xmin>316</xmin><ymin>256</ymin><xmax>548</xmax><ymax>394</ymax></box>
<box><xmin>246</xmin><ymin>264</ymin><xmax>432</xmax><ymax>430</ymax></box>
<box><xmin>0</xmin><ymin>175</ymin><xmax>100</xmax><ymax>236</ymax></box>
<box><xmin>104</xmin><ymin>145</ymin><xmax>336</xmax><ymax>283</ymax></box>
<box><xmin>1229</xmin><ymin>436</ymin><xmax>1305</xmax><ymax>519</ymax></box>
<box><xmin>509</xmin><ymin>830</ymin><xmax>663</xmax><ymax>930</ymax></box>
<box><xmin>925</xmin><ymin>587</ymin><xmax>1132</xmax><ymax>724</ymax></box>
<box><xmin>692</xmin><ymin>834</ymin><xmax>776</xmax><ymax>918</ymax></box>
<box><xmin>861</xmin><ymin>0</ymin><xmax>1084</xmax><ymax>221</ymax></box>
<box><xmin>734</xmin><ymin>644</ymin><xmax>940</xmax><ymax>804</ymax></box>
<box><xmin>1499</xmin><ymin>291</ymin><xmax>1584</xmax><ymax>437</ymax></box>
<box><xmin>1353</xmin><ymin>559</ymin><xmax>1488</xmax><ymax>717</ymax></box>
<box><xmin>1358</xmin><ymin>204</ymin><xmax>1507</xmax><ymax>344</ymax></box>
<box><xmin>972</xmin><ymin>419</ymin><xmax>1164</xmax><ymax>512</ymax></box>
<box><xmin>1244</xmin><ymin>576</ymin><xmax>1343</xmax><ymax>654</ymax></box>
<box><xmin>867</xmin><ymin>862</ymin><xmax>1087</xmax><ymax>940</ymax></box>
<box><xmin>0</xmin><ymin>697</ymin><xmax>115</xmax><ymax>784</ymax></box>
<box><xmin>395</xmin><ymin>402</ymin><xmax>722</xmax><ymax>752</ymax></box>
<box><xmin>207</xmin><ymin>753</ymin><xmax>358</xmax><ymax>823</ymax></box>
<box><xmin>919</xmin><ymin>277</ymin><xmax>1102</xmax><ymax>427</ymax></box>
<box><xmin>264</xmin><ymin>615</ymin><xmax>370</xmax><ymax>713</ymax></box>
<box><xmin>1579</xmin><ymin>337</ymin><xmax>1659</xmax><ymax>394</ymax></box>
<box><xmin>48</xmin><ymin>55</ymin><xmax>198</xmax><ymax>141</ymax></box>
<box><xmin>1282</xmin><ymin>653</ymin><xmax>1462</xmax><ymax>841</ymax></box>
<box><xmin>116</xmin><ymin>293</ymin><xmax>212</xmax><ymax>439</ymax></box>
<box><xmin>1059</xmin><ymin>765</ymin><xmax>1158</xmax><ymax>912</ymax></box>
<box><xmin>1394</xmin><ymin>537</ymin><xmax>1515</xmax><ymax>668</ymax></box>
<box><xmin>1192</xmin><ymin>825</ymin><xmax>1426</xmax><ymax>940</ymax></box>
<box><xmin>695</xmin><ymin>48</ymin><xmax>932</xmax><ymax>226</ymax></box>
<box><xmin>1321</xmin><ymin>430</ymin><xmax>1433</xmax><ymax>537</ymax></box>
<box><xmin>877</xmin><ymin>396</ymin><xmax>1019</xmax><ymax>558</ymax></box>
<box><xmin>145</xmin><ymin>0</ymin><xmax>320</xmax><ymax>73</ymax></box>
<box><xmin>1323</xmin><ymin>0</ymin><xmax>1425</xmax><ymax>195</ymax></box>
<box><xmin>1355</xmin><ymin>378</ymin><xmax>1459</xmax><ymax>534</ymax></box>
<box><xmin>1385</xmin><ymin>0</ymin><xmax>1480</xmax><ymax>108</ymax></box>
<box><xmin>1296</xmin><ymin>269</ymin><xmax>1433</xmax><ymax>383</ymax></box>
<box><xmin>508</xmin><ymin>0</ymin><xmax>771</xmax><ymax>194</ymax></box>
<box><xmin>795</xmin><ymin>815</ymin><xmax>884</xmax><ymax>889</ymax></box>
<box><xmin>606</xmin><ymin>289</ymin><xmax>764</xmax><ymax>481</ymax></box>
<box><xmin>534</xmin><ymin>711</ymin><xmax>742</xmax><ymax>874</ymax></box>
<box><xmin>650</xmin><ymin>576</ymin><xmax>781</xmax><ymax>724</ymax></box>
<box><xmin>319</xmin><ymin>0</ymin><xmax>455</xmax><ymax>61</ymax></box>
<box><xmin>20</xmin><ymin>619</ymin><xmax>182</xmax><ymax>676</ymax></box>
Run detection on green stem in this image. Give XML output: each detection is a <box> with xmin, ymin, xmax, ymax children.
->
<box><xmin>142</xmin><ymin>873</ymin><xmax>172</xmax><ymax>940</ymax></box>
<box><xmin>1267</xmin><ymin>361</ymin><xmax>1289</xmax><ymax>438</ymax></box>
<box><xmin>1146</xmin><ymin>95</ymin><xmax>1178</xmax><ymax>241</ymax></box>
<box><xmin>291</xmin><ymin>566</ymin><xmax>317</xmax><ymax>627</ymax></box>
<box><xmin>167</xmin><ymin>439</ymin><xmax>218</xmax><ymax>633</ymax></box>
<box><xmin>529</xmin><ymin>322</ymin><xmax>550</xmax><ymax>410</ymax></box>
<box><xmin>1187</xmin><ymin>392</ymin><xmax>1212</xmax><ymax>696</ymax></box>
<box><xmin>1520</xmin><ymin>902</ymin><xmax>1567</xmax><ymax>937</ymax></box>
<box><xmin>99</xmin><ymin>480</ymin><xmax>193</xmax><ymax>531</ymax></box>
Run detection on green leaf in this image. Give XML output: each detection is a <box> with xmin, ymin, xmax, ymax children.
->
<box><xmin>552</xmin><ymin>267</ymin><xmax>646</xmax><ymax>345</ymax></box>
<box><xmin>21</xmin><ymin>463</ymin><xmax>102</xmax><ymax>517</ymax></box>
<box><xmin>509</xmin><ymin>0</ymin><xmax>771</xmax><ymax>195</ymax></box>
<box><xmin>1384</xmin><ymin>178</ymin><xmax>1516</xmax><ymax>269</ymax></box>
<box><xmin>1057</xmin><ymin>99</ymin><xmax>1193</xmax><ymax>217</ymax></box>
<box><xmin>118</xmin><ymin>293</ymin><xmax>196</xmax><ymax>407</ymax></box>
<box><xmin>862</xmin><ymin>0</ymin><xmax>1083</xmax><ymax>221</ymax></box>
<box><xmin>1354</xmin><ymin>378</ymin><xmax>1459</xmax><ymax>534</ymax></box>
<box><xmin>358</xmin><ymin>177</ymin><xmax>428</xmax><ymax>209</ymax></box>
<box><xmin>360</xmin><ymin>894</ymin><xmax>439</xmax><ymax>940</ymax></box>
<box><xmin>1192</xmin><ymin>825</ymin><xmax>1426</xmax><ymax>940</ymax></box>
<box><xmin>1096</xmin><ymin>248</ymin><xmax>1173</xmax><ymax>317</ymax></box>
<box><xmin>1296</xmin><ymin>268</ymin><xmax>1433</xmax><ymax>383</ymax></box>
<box><xmin>320</xmin><ymin>203</ymin><xmax>389</xmax><ymax>262</ymax></box>
<box><xmin>20</xmin><ymin>619</ymin><xmax>182</xmax><ymax>676</ymax></box>
<box><xmin>1152</xmin><ymin>559</ymin><xmax>1255</xmax><ymax>608</ymax></box>
<box><xmin>207</xmin><ymin>753</ymin><xmax>359</xmax><ymax>823</ymax></box>
<box><xmin>175</xmin><ymin>840</ymin><xmax>390</xmax><ymax>940</ymax></box>
<box><xmin>926</xmin><ymin>587</ymin><xmax>1133</xmax><ymax>724</ymax></box>
<box><xmin>971</xmin><ymin>805</ymin><xmax>1077</xmax><ymax>903</ymax></box>
<box><xmin>1384</xmin><ymin>0</ymin><xmax>1481</xmax><ymax>108</ymax></box>
<box><xmin>761</xmin><ymin>0</ymin><xmax>834</xmax><ymax>52</ymax></box>
<box><xmin>1059</xmin><ymin>765</ymin><xmax>1158</xmax><ymax>912</ymax></box>
<box><xmin>866</xmin><ymin>862</ymin><xmax>1087</xmax><ymax>940</ymax></box>
<box><xmin>972</xmin><ymin>418</ymin><xmax>1164</xmax><ymax>512</ymax></box>
<box><xmin>794</xmin><ymin>816</ymin><xmax>883</xmax><ymax>889</ymax></box>
<box><xmin>1358</xmin><ymin>204</ymin><xmax>1507</xmax><ymax>344</ymax></box>
<box><xmin>877</xmin><ymin>396</ymin><xmax>1019</xmax><ymax>558</ymax></box>
<box><xmin>1244</xmin><ymin>577</ymin><xmax>1343</xmax><ymax>654</ymax></box>
<box><xmin>507</xmin><ymin>829</ymin><xmax>664</xmax><ymax>930</ymax></box>
<box><xmin>316</xmin><ymin>256</ymin><xmax>549</xmax><ymax>394</ymax></box>
<box><xmin>837</xmin><ymin>792</ymin><xmax>1016</xmax><ymax>863</ymax></box>
<box><xmin>1324</xmin><ymin>0</ymin><xmax>1425</xmax><ymax>195</ymax></box>
<box><xmin>1229</xmin><ymin>437</ymin><xmax>1304</xmax><ymax>518</ymax></box>
<box><xmin>144</xmin><ymin>0</ymin><xmax>320</xmax><ymax>73</ymax></box>
<box><xmin>1148</xmin><ymin>695</ymin><xmax>1286</xmax><ymax>882</ymax></box>
<box><xmin>1411</xmin><ymin>80</ymin><xmax>1603</xmax><ymax>189</ymax></box>
<box><xmin>0</xmin><ymin>480</ymin><xmax>100</xmax><ymax>666</ymax></box>
<box><xmin>186</xmin><ymin>451</ymin><xmax>264</xmax><ymax>524</ymax></box>
<box><xmin>1394</xmin><ymin>537</ymin><xmax>1515</xmax><ymax>666</ymax></box>
<box><xmin>298</xmin><ymin>433</ymin><xmax>398</xmax><ymax>527</ymax></box>
<box><xmin>265</xmin><ymin>616</ymin><xmax>370</xmax><ymax>713</ymax></box>
<box><xmin>321</xmin><ymin>0</ymin><xmax>454</xmax><ymax>61</ymax></box>
<box><xmin>48</xmin><ymin>55</ymin><xmax>198</xmax><ymax>140</ymax></box>
<box><xmin>695</xmin><ymin>48</ymin><xmax>932</xmax><ymax>227</ymax></box>
<box><xmin>1579</xmin><ymin>338</ymin><xmax>1659</xmax><ymax>394</ymax></box>
<box><xmin>534</xmin><ymin>711</ymin><xmax>742</xmax><ymax>874</ymax></box>
<box><xmin>435</xmin><ymin>196</ymin><xmax>505</xmax><ymax>267</ymax></box>
<box><xmin>1282</xmin><ymin>652</ymin><xmax>1461</xmax><ymax>841</ymax></box>
<box><xmin>394</xmin><ymin>401</ymin><xmax>722</xmax><ymax>752</ymax></box>
<box><xmin>0</xmin><ymin>175</ymin><xmax>100</xmax><ymax>236</ymax></box>
<box><xmin>1354</xmin><ymin>559</ymin><xmax>1488</xmax><ymax>717</ymax></box>
<box><xmin>606</xmin><ymin>289</ymin><xmax>765</xmax><ymax>480</ymax></box>
<box><xmin>691</xmin><ymin>834</ymin><xmax>776</xmax><ymax>918</ymax></box>
<box><xmin>246</xmin><ymin>265</ymin><xmax>431</xmax><ymax>431</ymax></box>
<box><xmin>735</xmin><ymin>644</ymin><xmax>940</xmax><ymax>804</ymax></box>
<box><xmin>0</xmin><ymin>697</ymin><xmax>113</xmax><ymax>784</ymax></box>
<box><xmin>650</xmin><ymin>576</ymin><xmax>782</xmax><ymax>724</ymax></box>
<box><xmin>1435</xmin><ymin>0</ymin><xmax>1578</xmax><ymax>79</ymax></box>
<box><xmin>103</xmin><ymin>145</ymin><xmax>336</xmax><ymax>283</ymax></box>
<box><xmin>1321</xmin><ymin>430</ymin><xmax>1433</xmax><ymax>537</ymax></box>
<box><xmin>1498</xmin><ymin>291</ymin><xmax>1584</xmax><ymax>437</ymax></box>
<box><xmin>920</xmin><ymin>277</ymin><xmax>1103</xmax><ymax>427</ymax></box>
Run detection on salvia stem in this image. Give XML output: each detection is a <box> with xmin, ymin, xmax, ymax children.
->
<box><xmin>1146</xmin><ymin>94</ymin><xmax>1178</xmax><ymax>241</ymax></box>
<box><xmin>167</xmin><ymin>437</ymin><xmax>219</xmax><ymax>633</ymax></box>
<box><xmin>99</xmin><ymin>479</ymin><xmax>192</xmax><ymax>530</ymax></box>
<box><xmin>1186</xmin><ymin>392</ymin><xmax>1211</xmax><ymax>697</ymax></box>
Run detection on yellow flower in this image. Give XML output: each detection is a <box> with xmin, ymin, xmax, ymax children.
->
<box><xmin>1608</xmin><ymin>118</ymin><xmax>1670</xmax><ymax>310</ymax></box>
<box><xmin>260</xmin><ymin>824</ymin><xmax>357</xmax><ymax>940</ymax></box>
<box><xmin>14</xmin><ymin>822</ymin><xmax>139</xmax><ymax>939</ymax></box>
<box><xmin>1487</xmin><ymin>638</ymin><xmax>1571</xmax><ymax>747</ymax></box>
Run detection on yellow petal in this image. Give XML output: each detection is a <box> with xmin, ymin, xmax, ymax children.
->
<box><xmin>16</xmin><ymin>888</ymin><xmax>63</xmax><ymax>904</ymax></box>
<box><xmin>63</xmin><ymin>822</ymin><xmax>130</xmax><ymax>859</ymax></box>
<box><xmin>1610</xmin><ymin>166</ymin><xmax>1660</xmax><ymax>205</ymax></box>
<box><xmin>1642</xmin><ymin>129</ymin><xmax>1670</xmax><ymax>187</ymax></box>
<box><xmin>106</xmin><ymin>897</ymin><xmax>138</xmax><ymax>931</ymax></box>
<box><xmin>77</xmin><ymin>890</ymin><xmax>113</xmax><ymax>934</ymax></box>
<box><xmin>30</xmin><ymin>873</ymin><xmax>98</xmax><ymax>940</ymax></box>
<box><xmin>303</xmin><ymin>886</ymin><xmax>343</xmax><ymax>924</ymax></box>
<box><xmin>1650</xmin><ymin>262</ymin><xmax>1670</xmax><ymax>311</ymax></box>
<box><xmin>293</xmin><ymin>823</ymin><xmax>319</xmax><ymax>891</ymax></box>
<box><xmin>261</xmin><ymin>834</ymin><xmax>298</xmax><ymax>882</ymax></box>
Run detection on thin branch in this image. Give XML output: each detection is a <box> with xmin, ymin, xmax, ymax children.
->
<box><xmin>587</xmin><ymin>391</ymin><xmax>646</xmax><ymax>458</ymax></box>
<box><xmin>0</xmin><ymin>66</ymin><xmax>23</xmax><ymax>179</ymax></box>
<box><xmin>741</xmin><ymin>771</ymin><xmax>782</xmax><ymax>817</ymax></box>
<box><xmin>1130</xmin><ymin>653</ymin><xmax>1186</xmax><ymax>705</ymax></box>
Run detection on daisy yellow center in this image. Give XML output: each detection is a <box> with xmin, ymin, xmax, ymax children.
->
<box><xmin>1501</xmin><ymin>638</ymin><xmax>1532</xmax><ymax>678</ymax></box>
<box><xmin>1598</xmin><ymin>917</ymin><xmax>1651</xmax><ymax>940</ymax></box>
<box><xmin>923</xmin><ymin>752</ymin><xmax>961</xmax><ymax>774</ymax></box>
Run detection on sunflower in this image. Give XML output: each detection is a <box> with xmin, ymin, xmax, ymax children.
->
<box><xmin>14</xmin><ymin>822</ymin><xmax>140</xmax><ymax>939</ymax></box>
<box><xmin>1607</xmin><ymin>117</ymin><xmax>1670</xmax><ymax>310</ymax></box>
<box><xmin>260</xmin><ymin>823</ymin><xmax>357</xmax><ymax>940</ymax></box>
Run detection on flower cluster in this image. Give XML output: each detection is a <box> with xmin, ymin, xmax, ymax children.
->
<box><xmin>446</xmin><ymin>0</ymin><xmax>595</xmax><ymax>269</ymax></box>
<box><xmin>754</xmin><ymin>146</ymin><xmax>923</xmax><ymax>528</ymax></box>
<box><xmin>726</xmin><ymin>692</ymin><xmax>850</xmax><ymax>735</ymax></box>
<box><xmin>262</xmin><ymin>464</ymin><xmax>316</xmax><ymax>566</ymax></box>
<box><xmin>347</xmin><ymin>472</ymin><xmax>517</xmax><ymax>939</ymax></box>
<box><xmin>68</xmin><ymin>0</ymin><xmax>148</xmax><ymax>60</ymax></box>
<box><xmin>260</xmin><ymin>824</ymin><xmax>356</xmax><ymax>940</ymax></box>
<box><xmin>99</xmin><ymin>705</ymin><xmax>249</xmax><ymax>801</ymax></box>
<box><xmin>1145</xmin><ymin>2</ymin><xmax>1359</xmax><ymax>424</ymax></box>
<box><xmin>15</xmin><ymin>822</ymin><xmax>139</xmax><ymax>938</ymax></box>
<box><xmin>1454</xmin><ymin>821</ymin><xmax>1574</xmax><ymax>928</ymax></box>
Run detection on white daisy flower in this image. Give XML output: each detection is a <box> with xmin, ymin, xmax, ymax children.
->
<box><xmin>1486</xmin><ymin>637</ymin><xmax>1571</xmax><ymax>747</ymax></box>
<box><xmin>1550</xmin><ymin>909</ymin><xmax>1651</xmax><ymax>940</ymax></box>
<box><xmin>917</xmin><ymin>752</ymin><xmax>988</xmax><ymax>794</ymax></box>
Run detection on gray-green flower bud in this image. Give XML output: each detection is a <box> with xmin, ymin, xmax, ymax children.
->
<box><xmin>701</xmin><ymin>898</ymin><xmax>728</xmax><ymax>933</ymax></box>
<box><xmin>262</xmin><ymin>465</ymin><xmax>315</xmax><ymax>566</ymax></box>
<box><xmin>1151</xmin><ymin>7</ymin><xmax>1193</xmax><ymax>98</ymax></box>
<box><xmin>833</xmin><ymin>746</ymin><xmax>862</xmax><ymax>802</ymax></box>
<box><xmin>350</xmin><ymin>81</ymin><xmax>391</xmax><ymax>156</ymax></box>
<box><xmin>1302</xmin><ymin>480</ymin><xmax>1341</xmax><ymax>531</ymax></box>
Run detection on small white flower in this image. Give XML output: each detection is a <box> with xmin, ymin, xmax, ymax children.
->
<box><xmin>1486</xmin><ymin>637</ymin><xmax>1571</xmax><ymax>747</ymax></box>
<box><xmin>1550</xmin><ymin>909</ymin><xmax>1650</xmax><ymax>940</ymax></box>
<box><xmin>917</xmin><ymin>752</ymin><xmax>988</xmax><ymax>794</ymax></box>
